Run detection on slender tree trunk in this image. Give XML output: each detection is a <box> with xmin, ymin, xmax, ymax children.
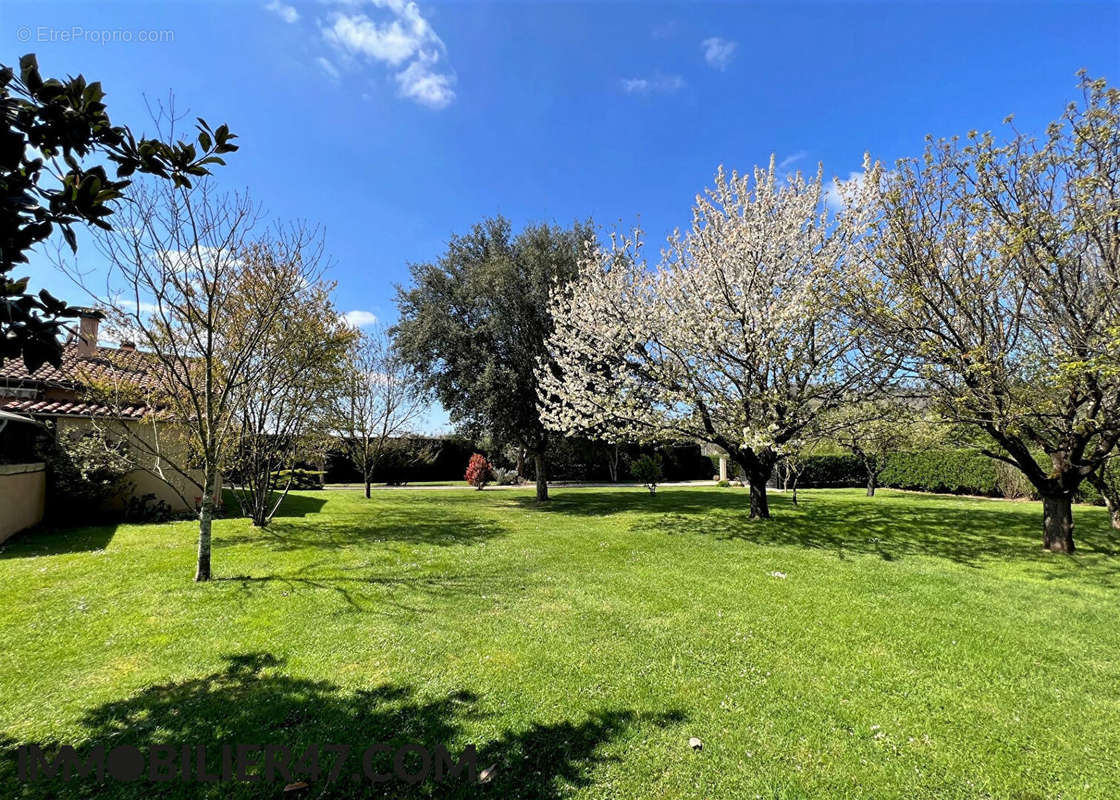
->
<box><xmin>364</xmin><ymin>480</ymin><xmax>371</xmax><ymax>499</ymax></box>
<box><xmin>1041</xmin><ymin>495</ymin><xmax>1075</xmax><ymax>553</ymax></box>
<box><xmin>195</xmin><ymin>468</ymin><xmax>216</xmax><ymax>582</ymax></box>
<box><xmin>1087</xmin><ymin>471</ymin><xmax>1120</xmax><ymax>530</ymax></box>
<box><xmin>866</xmin><ymin>472</ymin><xmax>877</xmax><ymax>497</ymax></box>
<box><xmin>534</xmin><ymin>451</ymin><xmax>549</xmax><ymax>502</ymax></box>
<box><xmin>791</xmin><ymin>477</ymin><xmax>799</xmax><ymax>507</ymax></box>
<box><xmin>516</xmin><ymin>448</ymin><xmax>526</xmax><ymax>478</ymax></box>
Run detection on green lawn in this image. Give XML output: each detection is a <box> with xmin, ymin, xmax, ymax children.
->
<box><xmin>1</xmin><ymin>487</ymin><xmax>1117</xmax><ymax>799</ymax></box>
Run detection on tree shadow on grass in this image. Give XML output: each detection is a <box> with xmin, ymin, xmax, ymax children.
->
<box><xmin>0</xmin><ymin>523</ymin><xmax>117</xmax><ymax>560</ymax></box>
<box><xmin>214</xmin><ymin>504</ymin><xmax>507</xmax><ymax>553</ymax></box>
<box><xmin>517</xmin><ymin>488</ymin><xmax>1119</xmax><ymax>577</ymax></box>
<box><xmin>214</xmin><ymin>568</ymin><xmax>518</xmax><ymax>618</ymax></box>
<box><xmin>0</xmin><ymin>652</ymin><xmax>686</xmax><ymax>799</ymax></box>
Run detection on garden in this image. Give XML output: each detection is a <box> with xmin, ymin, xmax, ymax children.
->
<box><xmin>1</xmin><ymin>486</ymin><xmax>1117</xmax><ymax>798</ymax></box>
<box><xmin>1</xmin><ymin>28</ymin><xmax>1118</xmax><ymax>800</ymax></box>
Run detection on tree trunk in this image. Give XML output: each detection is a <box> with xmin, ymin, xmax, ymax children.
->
<box><xmin>866</xmin><ymin>472</ymin><xmax>877</xmax><ymax>497</ymax></box>
<box><xmin>195</xmin><ymin>470</ymin><xmax>216</xmax><ymax>582</ymax></box>
<box><xmin>534</xmin><ymin>451</ymin><xmax>549</xmax><ymax>502</ymax></box>
<box><xmin>791</xmin><ymin>477</ymin><xmax>799</xmax><ymax>507</ymax></box>
<box><xmin>748</xmin><ymin>480</ymin><xmax>770</xmax><ymax>519</ymax></box>
<box><xmin>1087</xmin><ymin>471</ymin><xmax>1120</xmax><ymax>530</ymax></box>
<box><xmin>1041</xmin><ymin>495</ymin><xmax>1075</xmax><ymax>553</ymax></box>
<box><xmin>364</xmin><ymin>479</ymin><xmax>371</xmax><ymax>499</ymax></box>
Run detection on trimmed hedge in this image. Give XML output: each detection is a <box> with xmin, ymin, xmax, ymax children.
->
<box><xmin>789</xmin><ymin>449</ymin><xmax>1105</xmax><ymax>504</ymax></box>
<box><xmin>789</xmin><ymin>450</ymin><xmax>1001</xmax><ymax>495</ymax></box>
<box><xmin>271</xmin><ymin>469</ymin><xmax>325</xmax><ymax>490</ymax></box>
<box><xmin>796</xmin><ymin>455</ymin><xmax>865</xmax><ymax>488</ymax></box>
<box><xmin>878</xmin><ymin>451</ymin><xmax>1001</xmax><ymax>496</ymax></box>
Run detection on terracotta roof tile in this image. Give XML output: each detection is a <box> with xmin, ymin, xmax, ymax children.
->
<box><xmin>0</xmin><ymin>398</ymin><xmax>149</xmax><ymax>419</ymax></box>
<box><xmin>0</xmin><ymin>342</ymin><xmax>159</xmax><ymax>391</ymax></box>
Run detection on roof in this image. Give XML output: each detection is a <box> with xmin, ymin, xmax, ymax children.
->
<box><xmin>0</xmin><ymin>399</ymin><xmax>150</xmax><ymax>420</ymax></box>
<box><xmin>0</xmin><ymin>342</ymin><xmax>159</xmax><ymax>391</ymax></box>
<box><xmin>0</xmin><ymin>341</ymin><xmax>161</xmax><ymax>420</ymax></box>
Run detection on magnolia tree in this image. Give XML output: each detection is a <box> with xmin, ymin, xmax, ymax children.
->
<box><xmin>844</xmin><ymin>75</ymin><xmax>1120</xmax><ymax>552</ymax></box>
<box><xmin>539</xmin><ymin>162</ymin><xmax>893</xmax><ymax>518</ymax></box>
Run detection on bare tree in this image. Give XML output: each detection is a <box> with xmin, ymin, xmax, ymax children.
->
<box><xmin>76</xmin><ymin>174</ymin><xmax>325</xmax><ymax>580</ymax></box>
<box><xmin>332</xmin><ymin>326</ymin><xmax>426</xmax><ymax>498</ymax></box>
<box><xmin>227</xmin><ymin>251</ymin><xmax>354</xmax><ymax>527</ymax></box>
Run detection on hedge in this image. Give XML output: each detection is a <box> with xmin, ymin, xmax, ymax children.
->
<box><xmin>324</xmin><ymin>436</ymin><xmax>713</xmax><ymax>485</ymax></box>
<box><xmin>878</xmin><ymin>451</ymin><xmax>1002</xmax><ymax>496</ymax></box>
<box><xmin>788</xmin><ymin>449</ymin><xmax>1106</xmax><ymax>504</ymax></box>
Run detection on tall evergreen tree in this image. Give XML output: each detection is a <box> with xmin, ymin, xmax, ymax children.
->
<box><xmin>393</xmin><ymin>217</ymin><xmax>594</xmax><ymax>501</ymax></box>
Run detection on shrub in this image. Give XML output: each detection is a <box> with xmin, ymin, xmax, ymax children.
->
<box><xmin>879</xmin><ymin>451</ymin><xmax>1000</xmax><ymax>496</ymax></box>
<box><xmin>269</xmin><ymin>469</ymin><xmax>325</xmax><ymax>490</ymax></box>
<box><xmin>797</xmin><ymin>454</ymin><xmax>865</xmax><ymax>488</ymax></box>
<box><xmin>492</xmin><ymin>467</ymin><xmax>520</xmax><ymax>486</ymax></box>
<box><xmin>631</xmin><ymin>454</ymin><xmax>663</xmax><ymax>495</ymax></box>
<box><xmin>41</xmin><ymin>427</ymin><xmax>132</xmax><ymax>519</ymax></box>
<box><xmin>122</xmin><ymin>491</ymin><xmax>177</xmax><ymax>523</ymax></box>
<box><xmin>465</xmin><ymin>453</ymin><xmax>494</xmax><ymax>490</ymax></box>
<box><xmin>994</xmin><ymin>460</ymin><xmax>1035</xmax><ymax>499</ymax></box>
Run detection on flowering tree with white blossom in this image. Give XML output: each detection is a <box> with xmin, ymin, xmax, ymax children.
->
<box><xmin>538</xmin><ymin>161</ymin><xmax>893</xmax><ymax>518</ymax></box>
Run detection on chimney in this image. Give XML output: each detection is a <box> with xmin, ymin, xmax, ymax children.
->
<box><xmin>72</xmin><ymin>308</ymin><xmax>104</xmax><ymax>359</ymax></box>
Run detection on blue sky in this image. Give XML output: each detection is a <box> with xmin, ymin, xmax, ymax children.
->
<box><xmin>7</xmin><ymin>1</ymin><xmax>1120</xmax><ymax>430</ymax></box>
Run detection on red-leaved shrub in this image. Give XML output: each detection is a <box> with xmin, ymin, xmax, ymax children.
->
<box><xmin>465</xmin><ymin>453</ymin><xmax>494</xmax><ymax>490</ymax></box>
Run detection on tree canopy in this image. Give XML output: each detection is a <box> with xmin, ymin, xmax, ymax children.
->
<box><xmin>1</xmin><ymin>53</ymin><xmax>236</xmax><ymax>371</ymax></box>
<box><xmin>392</xmin><ymin>216</ymin><xmax>594</xmax><ymax>501</ymax></box>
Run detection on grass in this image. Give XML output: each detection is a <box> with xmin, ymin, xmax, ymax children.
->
<box><xmin>0</xmin><ymin>487</ymin><xmax>1117</xmax><ymax>799</ymax></box>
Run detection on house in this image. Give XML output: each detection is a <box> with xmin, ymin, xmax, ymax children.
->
<box><xmin>0</xmin><ymin>308</ymin><xmax>208</xmax><ymax>530</ymax></box>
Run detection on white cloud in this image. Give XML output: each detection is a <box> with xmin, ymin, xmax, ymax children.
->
<box><xmin>342</xmin><ymin>310</ymin><xmax>379</xmax><ymax>328</ymax></box>
<box><xmin>323</xmin><ymin>7</ymin><xmax>429</xmax><ymax>66</ymax></box>
<box><xmin>265</xmin><ymin>0</ymin><xmax>300</xmax><ymax>24</ymax></box>
<box><xmin>395</xmin><ymin>52</ymin><xmax>456</xmax><ymax>109</ymax></box>
<box><xmin>620</xmin><ymin>74</ymin><xmax>686</xmax><ymax>95</ymax></box>
<box><xmin>778</xmin><ymin>151</ymin><xmax>808</xmax><ymax>171</ymax></box>
<box><xmin>320</xmin><ymin>0</ymin><xmax>456</xmax><ymax>108</ymax></box>
<box><xmin>824</xmin><ymin>170</ymin><xmax>864</xmax><ymax>212</ymax></box>
<box><xmin>701</xmin><ymin>37</ymin><xmax>737</xmax><ymax>70</ymax></box>
<box><xmin>317</xmin><ymin>56</ymin><xmax>341</xmax><ymax>80</ymax></box>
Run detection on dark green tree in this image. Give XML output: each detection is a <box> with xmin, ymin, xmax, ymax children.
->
<box><xmin>393</xmin><ymin>217</ymin><xmax>594</xmax><ymax>501</ymax></box>
<box><xmin>1</xmin><ymin>53</ymin><xmax>237</xmax><ymax>371</ymax></box>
